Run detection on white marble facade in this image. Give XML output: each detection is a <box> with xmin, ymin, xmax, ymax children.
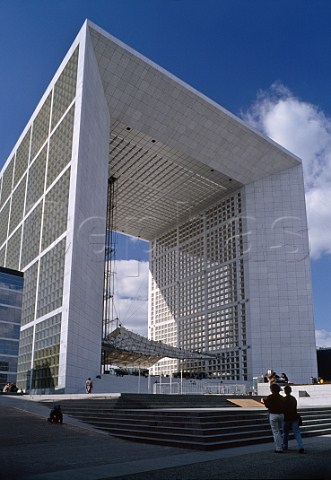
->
<box><xmin>0</xmin><ymin>21</ymin><xmax>317</xmax><ymax>392</ymax></box>
<box><xmin>244</xmin><ymin>166</ymin><xmax>317</xmax><ymax>383</ymax></box>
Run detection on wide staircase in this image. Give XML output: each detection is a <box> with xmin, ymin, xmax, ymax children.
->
<box><xmin>49</xmin><ymin>394</ymin><xmax>331</xmax><ymax>451</ymax></box>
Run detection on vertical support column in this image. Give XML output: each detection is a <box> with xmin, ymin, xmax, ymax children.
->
<box><xmin>102</xmin><ymin>176</ymin><xmax>117</xmax><ymax>373</ymax></box>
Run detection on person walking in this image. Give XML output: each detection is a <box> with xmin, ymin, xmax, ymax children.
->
<box><xmin>85</xmin><ymin>377</ymin><xmax>93</xmax><ymax>394</ymax></box>
<box><xmin>283</xmin><ymin>385</ymin><xmax>304</xmax><ymax>453</ymax></box>
<box><xmin>263</xmin><ymin>382</ymin><xmax>285</xmax><ymax>453</ymax></box>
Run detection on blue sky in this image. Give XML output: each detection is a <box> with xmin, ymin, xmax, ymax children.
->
<box><xmin>1</xmin><ymin>0</ymin><xmax>331</xmax><ymax>345</ymax></box>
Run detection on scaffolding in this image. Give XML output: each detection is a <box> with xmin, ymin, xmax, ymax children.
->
<box><xmin>102</xmin><ymin>326</ymin><xmax>216</xmax><ymax>368</ymax></box>
<box><xmin>101</xmin><ymin>176</ymin><xmax>117</xmax><ymax>371</ymax></box>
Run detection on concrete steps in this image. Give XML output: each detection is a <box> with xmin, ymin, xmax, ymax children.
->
<box><xmin>48</xmin><ymin>396</ymin><xmax>331</xmax><ymax>451</ymax></box>
<box><xmin>58</xmin><ymin>393</ymin><xmax>239</xmax><ymax>409</ymax></box>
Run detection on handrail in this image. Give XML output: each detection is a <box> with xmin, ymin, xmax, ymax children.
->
<box><xmin>153</xmin><ymin>381</ymin><xmax>246</xmax><ymax>395</ymax></box>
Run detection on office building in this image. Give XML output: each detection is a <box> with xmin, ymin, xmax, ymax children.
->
<box><xmin>0</xmin><ymin>21</ymin><xmax>317</xmax><ymax>392</ymax></box>
<box><xmin>0</xmin><ymin>267</ymin><xmax>23</xmax><ymax>390</ymax></box>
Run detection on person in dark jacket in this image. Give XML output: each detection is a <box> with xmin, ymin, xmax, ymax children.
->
<box><xmin>280</xmin><ymin>372</ymin><xmax>289</xmax><ymax>384</ymax></box>
<box><xmin>264</xmin><ymin>382</ymin><xmax>285</xmax><ymax>452</ymax></box>
<box><xmin>282</xmin><ymin>385</ymin><xmax>304</xmax><ymax>453</ymax></box>
<box><xmin>47</xmin><ymin>404</ymin><xmax>63</xmax><ymax>424</ymax></box>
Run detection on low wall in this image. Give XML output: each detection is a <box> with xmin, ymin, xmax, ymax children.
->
<box><xmin>257</xmin><ymin>383</ymin><xmax>331</xmax><ymax>407</ymax></box>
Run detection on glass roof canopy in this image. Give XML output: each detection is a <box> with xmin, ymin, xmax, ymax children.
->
<box><xmin>102</xmin><ymin>326</ymin><xmax>216</xmax><ymax>368</ymax></box>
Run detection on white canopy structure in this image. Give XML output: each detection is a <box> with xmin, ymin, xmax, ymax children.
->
<box><xmin>102</xmin><ymin>326</ymin><xmax>216</xmax><ymax>368</ymax></box>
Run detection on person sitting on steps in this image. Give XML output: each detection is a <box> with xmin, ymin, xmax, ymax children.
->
<box><xmin>47</xmin><ymin>404</ymin><xmax>63</xmax><ymax>424</ymax></box>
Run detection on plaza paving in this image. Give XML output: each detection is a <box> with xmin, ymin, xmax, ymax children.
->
<box><xmin>1</xmin><ymin>394</ymin><xmax>331</xmax><ymax>480</ymax></box>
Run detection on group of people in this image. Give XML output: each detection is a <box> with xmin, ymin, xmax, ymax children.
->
<box><xmin>264</xmin><ymin>371</ymin><xmax>289</xmax><ymax>384</ymax></box>
<box><xmin>2</xmin><ymin>382</ymin><xmax>18</xmax><ymax>393</ymax></box>
<box><xmin>263</xmin><ymin>383</ymin><xmax>304</xmax><ymax>454</ymax></box>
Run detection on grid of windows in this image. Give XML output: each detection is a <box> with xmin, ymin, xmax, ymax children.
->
<box><xmin>26</xmin><ymin>145</ymin><xmax>47</xmax><ymax>213</ymax></box>
<box><xmin>21</xmin><ymin>262</ymin><xmax>38</xmax><ymax>326</ymax></box>
<box><xmin>0</xmin><ymin>48</ymin><xmax>78</xmax><ymax>392</ymax></box>
<box><xmin>207</xmin><ymin>265</ymin><xmax>237</xmax><ymax>308</ymax></box>
<box><xmin>155</xmin><ymin>231</ymin><xmax>177</xmax><ymax>255</ymax></box>
<box><xmin>47</xmin><ymin>106</ymin><xmax>75</xmax><ymax>188</ymax></box>
<box><xmin>42</xmin><ymin>168</ymin><xmax>71</xmax><ymax>250</ymax></box>
<box><xmin>0</xmin><ymin>304</ymin><xmax>22</xmax><ymax>324</ymax></box>
<box><xmin>150</xmin><ymin>192</ymin><xmax>247</xmax><ymax>380</ymax></box>
<box><xmin>181</xmin><ymin>347</ymin><xmax>248</xmax><ymax>381</ymax></box>
<box><xmin>0</xmin><ymin>339</ymin><xmax>20</xmax><ymax>355</ymax></box>
<box><xmin>0</xmin><ymin>268</ymin><xmax>23</xmax><ymax>390</ymax></box>
<box><xmin>178</xmin><ymin>217</ymin><xmax>204</xmax><ymax>243</ymax></box>
<box><xmin>0</xmin><ymin>202</ymin><xmax>10</xmax><ymax>247</ymax></box>
<box><xmin>33</xmin><ymin>313</ymin><xmax>61</xmax><ymax>389</ymax></box>
<box><xmin>219</xmin><ymin>349</ymin><xmax>248</xmax><ymax>381</ymax></box>
<box><xmin>37</xmin><ymin>239</ymin><xmax>66</xmax><ymax>318</ymax></box>
<box><xmin>207</xmin><ymin>308</ymin><xmax>239</xmax><ymax>350</ymax></box>
<box><xmin>51</xmin><ymin>47</ymin><xmax>79</xmax><ymax>129</ymax></box>
<box><xmin>6</xmin><ymin>227</ymin><xmax>22</xmax><ymax>271</ymax></box>
<box><xmin>1</xmin><ymin>322</ymin><xmax>21</xmax><ymax>338</ymax></box>
<box><xmin>179</xmin><ymin>275</ymin><xmax>204</xmax><ymax>317</ymax></box>
<box><xmin>179</xmin><ymin>238</ymin><xmax>204</xmax><ymax>278</ymax></box>
<box><xmin>152</xmin><ymin>251</ymin><xmax>177</xmax><ymax>289</ymax></box>
<box><xmin>150</xmin><ymin>287</ymin><xmax>176</xmax><ymax>326</ymax></box>
<box><xmin>21</xmin><ymin>203</ymin><xmax>43</xmax><ymax>269</ymax></box>
<box><xmin>9</xmin><ymin>175</ymin><xmax>27</xmax><ymax>235</ymax></box>
<box><xmin>0</xmin><ymin>47</ymin><xmax>78</xmax><ymax>271</ymax></box>
<box><xmin>206</xmin><ymin>223</ymin><xmax>236</xmax><ymax>266</ymax></box>
<box><xmin>178</xmin><ymin>315</ymin><xmax>206</xmax><ymax>351</ymax></box>
<box><xmin>152</xmin><ymin>358</ymin><xmax>178</xmax><ymax>376</ymax></box>
<box><xmin>31</xmin><ymin>93</ymin><xmax>51</xmax><ymax>160</ymax></box>
<box><xmin>14</xmin><ymin>129</ymin><xmax>31</xmax><ymax>187</ymax></box>
<box><xmin>206</xmin><ymin>195</ymin><xmax>241</xmax><ymax>227</ymax></box>
<box><xmin>150</xmin><ymin>321</ymin><xmax>177</xmax><ymax>344</ymax></box>
<box><xmin>0</xmin><ymin>356</ymin><xmax>19</xmax><ymax>387</ymax></box>
<box><xmin>16</xmin><ymin>326</ymin><xmax>33</xmax><ymax>389</ymax></box>
<box><xmin>0</xmin><ymin>157</ymin><xmax>14</xmax><ymax>208</ymax></box>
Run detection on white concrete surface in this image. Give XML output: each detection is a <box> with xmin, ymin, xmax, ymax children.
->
<box><xmin>257</xmin><ymin>382</ymin><xmax>331</xmax><ymax>407</ymax></box>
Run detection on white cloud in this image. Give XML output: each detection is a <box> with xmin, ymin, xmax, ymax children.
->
<box><xmin>315</xmin><ymin>329</ymin><xmax>331</xmax><ymax>348</ymax></box>
<box><xmin>242</xmin><ymin>82</ymin><xmax>331</xmax><ymax>259</ymax></box>
<box><xmin>112</xmin><ymin>259</ymin><xmax>149</xmax><ymax>336</ymax></box>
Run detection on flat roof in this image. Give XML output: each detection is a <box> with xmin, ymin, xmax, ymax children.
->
<box><xmin>0</xmin><ymin>266</ymin><xmax>24</xmax><ymax>277</ymax></box>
